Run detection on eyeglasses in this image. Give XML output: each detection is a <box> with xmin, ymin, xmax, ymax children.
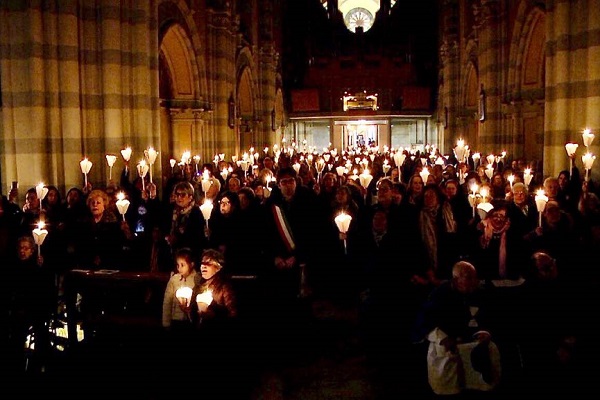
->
<box><xmin>175</xmin><ymin>192</ymin><xmax>189</xmax><ymax>198</ymax></box>
<box><xmin>280</xmin><ymin>178</ymin><xmax>296</xmax><ymax>185</ymax></box>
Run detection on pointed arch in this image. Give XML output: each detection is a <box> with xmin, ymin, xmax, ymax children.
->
<box><xmin>508</xmin><ymin>3</ymin><xmax>545</xmax><ymax>99</ymax></box>
<box><xmin>158</xmin><ymin>0</ymin><xmax>208</xmax><ymax>99</ymax></box>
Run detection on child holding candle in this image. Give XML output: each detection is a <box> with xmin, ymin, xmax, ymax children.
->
<box><xmin>162</xmin><ymin>247</ymin><xmax>197</xmax><ymax>331</ymax></box>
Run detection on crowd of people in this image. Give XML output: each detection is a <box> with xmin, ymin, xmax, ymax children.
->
<box><xmin>2</xmin><ymin>147</ymin><xmax>599</xmax><ymax>396</ymax></box>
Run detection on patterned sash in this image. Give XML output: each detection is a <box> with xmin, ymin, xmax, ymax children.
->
<box><xmin>272</xmin><ymin>204</ymin><xmax>296</xmax><ymax>252</ymax></box>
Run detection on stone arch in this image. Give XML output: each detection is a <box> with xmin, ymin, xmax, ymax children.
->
<box><xmin>508</xmin><ymin>3</ymin><xmax>545</xmax><ymax>100</ymax></box>
<box><xmin>157</xmin><ymin>0</ymin><xmax>210</xmax><ymax>169</ymax></box>
<box><xmin>507</xmin><ymin>2</ymin><xmax>545</xmax><ymax>163</ymax></box>
<box><xmin>458</xmin><ymin>38</ymin><xmax>480</xmax><ymax>148</ymax></box>
<box><xmin>158</xmin><ymin>0</ymin><xmax>208</xmax><ymax>99</ymax></box>
<box><xmin>236</xmin><ymin>48</ymin><xmax>259</xmax><ymax>150</ymax></box>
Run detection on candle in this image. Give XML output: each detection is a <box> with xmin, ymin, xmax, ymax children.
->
<box><xmin>582</xmin><ymin>128</ymin><xmax>595</xmax><ymax>147</ymax></box>
<box><xmin>359</xmin><ymin>169</ymin><xmax>373</xmax><ymax>190</ymax></box>
<box><xmin>419</xmin><ymin>167</ymin><xmax>430</xmax><ymax>185</ymax></box>
<box><xmin>334</xmin><ymin>212</ymin><xmax>352</xmax><ymax>255</ymax></box>
<box><xmin>79</xmin><ymin>158</ymin><xmax>93</xmax><ymax>187</ymax></box>
<box><xmin>193</xmin><ymin>155</ymin><xmax>201</xmax><ymax>175</ymax></box>
<box><xmin>175</xmin><ymin>286</ymin><xmax>193</xmax><ymax>307</ymax></box>
<box><xmin>36</xmin><ymin>182</ymin><xmax>48</xmax><ymax>211</ymax></box>
<box><xmin>582</xmin><ymin>152</ymin><xmax>596</xmax><ymax>181</ymax></box>
<box><xmin>477</xmin><ymin>201</ymin><xmax>494</xmax><ymax>221</ymax></box>
<box><xmin>115</xmin><ymin>192</ymin><xmax>130</xmax><ymax>221</ymax></box>
<box><xmin>196</xmin><ymin>290</ymin><xmax>214</xmax><ymax>306</ymax></box>
<box><xmin>535</xmin><ymin>189</ymin><xmax>549</xmax><ymax>227</ymax></box>
<box><xmin>32</xmin><ymin>221</ymin><xmax>48</xmax><ymax>258</ymax></box>
<box><xmin>485</xmin><ymin>164</ymin><xmax>494</xmax><ymax>180</ymax></box>
<box><xmin>169</xmin><ymin>158</ymin><xmax>177</xmax><ymax>174</ymax></box>
<box><xmin>472</xmin><ymin>152</ymin><xmax>481</xmax><ymax>168</ymax></box>
<box><xmin>292</xmin><ymin>162</ymin><xmax>301</xmax><ymax>174</ymax></box>
<box><xmin>523</xmin><ymin>168</ymin><xmax>533</xmax><ymax>187</ymax></box>
<box><xmin>145</xmin><ymin>147</ymin><xmax>159</xmax><ymax>183</ymax></box>
<box><xmin>121</xmin><ymin>147</ymin><xmax>132</xmax><ymax>162</ymax></box>
<box><xmin>455</xmin><ymin>139</ymin><xmax>466</xmax><ymax>162</ymax></box>
<box><xmin>201</xmin><ymin>170</ymin><xmax>212</xmax><ymax>195</ymax></box>
<box><xmin>136</xmin><ymin>160</ymin><xmax>148</xmax><ymax>191</ymax></box>
<box><xmin>200</xmin><ymin>199</ymin><xmax>213</xmax><ymax>237</ymax></box>
<box><xmin>469</xmin><ymin>183</ymin><xmax>479</xmax><ymax>217</ymax></box>
<box><xmin>106</xmin><ymin>154</ymin><xmax>117</xmax><ymax>181</ymax></box>
<box><xmin>507</xmin><ymin>174</ymin><xmax>514</xmax><ymax>189</ymax></box>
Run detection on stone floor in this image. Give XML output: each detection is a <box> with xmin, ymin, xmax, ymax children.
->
<box><xmin>7</xmin><ymin>293</ymin><xmax>596</xmax><ymax>400</ymax></box>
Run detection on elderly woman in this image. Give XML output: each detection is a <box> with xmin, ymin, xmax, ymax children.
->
<box><xmin>73</xmin><ymin>189</ymin><xmax>132</xmax><ymax>270</ymax></box>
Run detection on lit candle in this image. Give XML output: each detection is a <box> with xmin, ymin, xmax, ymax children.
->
<box><xmin>359</xmin><ymin>169</ymin><xmax>373</xmax><ymax>190</ymax></box>
<box><xmin>472</xmin><ymin>153</ymin><xmax>481</xmax><ymax>168</ymax></box>
<box><xmin>485</xmin><ymin>164</ymin><xmax>494</xmax><ymax>180</ymax></box>
<box><xmin>455</xmin><ymin>139</ymin><xmax>466</xmax><ymax>162</ymax></box>
<box><xmin>196</xmin><ymin>290</ymin><xmax>214</xmax><ymax>307</ymax></box>
<box><xmin>169</xmin><ymin>158</ymin><xmax>177</xmax><ymax>174</ymax></box>
<box><xmin>145</xmin><ymin>147</ymin><xmax>158</xmax><ymax>183</ymax></box>
<box><xmin>79</xmin><ymin>158</ymin><xmax>93</xmax><ymax>188</ymax></box>
<box><xmin>523</xmin><ymin>168</ymin><xmax>533</xmax><ymax>187</ymax></box>
<box><xmin>334</xmin><ymin>212</ymin><xmax>353</xmax><ymax>255</ymax></box>
<box><xmin>36</xmin><ymin>182</ymin><xmax>48</xmax><ymax>211</ymax></box>
<box><xmin>175</xmin><ymin>286</ymin><xmax>193</xmax><ymax>308</ymax></box>
<box><xmin>32</xmin><ymin>221</ymin><xmax>48</xmax><ymax>258</ymax></box>
<box><xmin>382</xmin><ymin>159</ymin><xmax>390</xmax><ymax>176</ymax></box>
<box><xmin>469</xmin><ymin>183</ymin><xmax>479</xmax><ymax>217</ymax></box>
<box><xmin>582</xmin><ymin>152</ymin><xmax>596</xmax><ymax>181</ymax></box>
<box><xmin>121</xmin><ymin>147</ymin><xmax>132</xmax><ymax>173</ymax></box>
<box><xmin>193</xmin><ymin>155</ymin><xmax>201</xmax><ymax>175</ymax></box>
<box><xmin>419</xmin><ymin>167</ymin><xmax>430</xmax><ymax>185</ymax></box>
<box><xmin>106</xmin><ymin>154</ymin><xmax>117</xmax><ymax>181</ymax></box>
<box><xmin>201</xmin><ymin>170</ymin><xmax>212</xmax><ymax>195</ymax></box>
<box><xmin>535</xmin><ymin>189</ymin><xmax>549</xmax><ymax>227</ymax></box>
<box><xmin>200</xmin><ymin>199</ymin><xmax>213</xmax><ymax>237</ymax></box>
<box><xmin>582</xmin><ymin>128</ymin><xmax>595</xmax><ymax>148</ymax></box>
<box><xmin>115</xmin><ymin>192</ymin><xmax>130</xmax><ymax>221</ymax></box>
<box><xmin>507</xmin><ymin>174</ymin><xmax>514</xmax><ymax>189</ymax></box>
<box><xmin>136</xmin><ymin>160</ymin><xmax>148</xmax><ymax>191</ymax></box>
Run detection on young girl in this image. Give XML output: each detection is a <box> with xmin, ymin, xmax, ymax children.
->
<box><xmin>162</xmin><ymin>248</ymin><xmax>197</xmax><ymax>330</ymax></box>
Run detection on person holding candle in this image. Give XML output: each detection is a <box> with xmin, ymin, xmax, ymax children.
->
<box><xmin>189</xmin><ymin>248</ymin><xmax>239</xmax><ymax>396</ymax></box>
<box><xmin>473</xmin><ymin>202</ymin><xmax>526</xmax><ymax>283</ymax></box>
<box><xmin>417</xmin><ymin>183</ymin><xmax>460</xmax><ymax>283</ymax></box>
<box><xmin>162</xmin><ymin>247</ymin><xmax>197</xmax><ymax>331</ymax></box>
<box><xmin>6</xmin><ymin>235</ymin><xmax>56</xmax><ymax>374</ymax></box>
<box><xmin>18</xmin><ymin>187</ymin><xmax>41</xmax><ymax>236</ymax></box>
<box><xmin>164</xmin><ymin>181</ymin><xmax>206</xmax><ymax>264</ymax></box>
<box><xmin>71</xmin><ymin>189</ymin><xmax>132</xmax><ymax>270</ymax></box>
<box><xmin>523</xmin><ymin>200</ymin><xmax>582</xmax><ymax>281</ymax></box>
<box><xmin>208</xmin><ymin>191</ymin><xmax>247</xmax><ymax>275</ymax></box>
<box><xmin>557</xmin><ymin>167</ymin><xmax>582</xmax><ymax>216</ymax></box>
<box><xmin>506</xmin><ymin>183</ymin><xmax>538</xmax><ymax>240</ymax></box>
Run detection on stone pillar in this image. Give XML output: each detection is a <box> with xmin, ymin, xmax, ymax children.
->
<box><xmin>474</xmin><ymin>0</ymin><xmax>503</xmax><ymax>155</ymax></box>
<box><xmin>207</xmin><ymin>5</ymin><xmax>237</xmax><ymax>159</ymax></box>
<box><xmin>544</xmin><ymin>0</ymin><xmax>600</xmax><ymax>178</ymax></box>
